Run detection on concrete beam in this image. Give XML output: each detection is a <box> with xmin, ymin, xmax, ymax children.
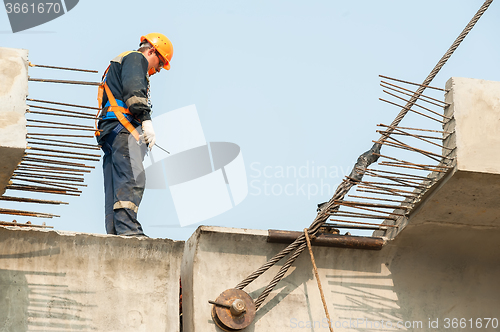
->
<box><xmin>0</xmin><ymin>47</ymin><xmax>28</xmax><ymax>195</ymax></box>
<box><xmin>0</xmin><ymin>226</ymin><xmax>184</xmax><ymax>331</ymax></box>
<box><xmin>182</xmin><ymin>225</ymin><xmax>500</xmax><ymax>332</ymax></box>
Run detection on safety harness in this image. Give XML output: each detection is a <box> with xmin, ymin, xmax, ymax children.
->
<box><xmin>95</xmin><ymin>51</ymin><xmax>145</xmax><ymax>144</ymax></box>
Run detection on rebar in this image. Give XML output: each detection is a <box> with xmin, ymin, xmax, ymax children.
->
<box><xmin>27</xmin><ymin>109</ymin><xmax>97</xmax><ymax>120</ymax></box>
<box><xmin>347</xmin><ymin>194</ymin><xmax>405</xmax><ymax>203</ymax></box>
<box><xmin>382</xmin><ymin>89</ymin><xmax>451</xmax><ymax>119</ymax></box>
<box><xmin>27</xmin><ymin>104</ymin><xmax>97</xmax><ymax>117</ymax></box>
<box><xmin>26</xmin><ymin>152</ymin><xmax>100</xmax><ymax>162</ymax></box>
<box><xmin>22</xmin><ymin>156</ymin><xmax>95</xmax><ymax>169</ymax></box>
<box><xmin>381</xmin><ymin>83</ymin><xmax>447</xmax><ymax>108</ymax></box>
<box><xmin>378</xmin><ymin>124</ymin><xmax>451</xmax><ymax>135</ymax></box>
<box><xmin>11</xmin><ymin>177</ymin><xmax>82</xmax><ymax>191</ymax></box>
<box><xmin>14</xmin><ymin>171</ymin><xmax>84</xmax><ymax>182</ymax></box>
<box><xmin>27</xmin><ymin>125</ymin><xmax>100</xmax><ymax>132</ymax></box>
<box><xmin>27</xmin><ymin>147</ymin><xmax>100</xmax><ymax>158</ymax></box>
<box><xmin>28</xmin><ymin>140</ymin><xmax>101</xmax><ymax>151</ymax></box>
<box><xmin>27</xmin><ymin>136</ymin><xmax>100</xmax><ymax>148</ymax></box>
<box><xmin>6</xmin><ymin>184</ymin><xmax>80</xmax><ymax>196</ymax></box>
<box><xmin>0</xmin><ymin>221</ymin><xmax>54</xmax><ymax>229</ymax></box>
<box><xmin>27</xmin><ymin>119</ymin><xmax>95</xmax><ymax>129</ymax></box>
<box><xmin>0</xmin><ymin>196</ymin><xmax>68</xmax><ymax>205</ymax></box>
<box><xmin>0</xmin><ymin>208</ymin><xmax>58</xmax><ymax>218</ymax></box>
<box><xmin>379</xmin><ymin>98</ymin><xmax>446</xmax><ymax>124</ymax></box>
<box><xmin>29</xmin><ymin>77</ymin><xmax>101</xmax><ymax>86</ymax></box>
<box><xmin>18</xmin><ymin>163</ymin><xmax>91</xmax><ymax>173</ymax></box>
<box><xmin>29</xmin><ymin>62</ymin><xmax>98</xmax><ymax>73</ymax></box>
<box><xmin>380</xmin><ymin>80</ymin><xmax>450</xmax><ymax>105</ymax></box>
<box><xmin>27</xmin><ymin>98</ymin><xmax>100</xmax><ymax>110</ymax></box>
<box><xmin>27</xmin><ymin>133</ymin><xmax>95</xmax><ymax>138</ymax></box>
<box><xmin>326</xmin><ymin>220</ymin><xmax>398</xmax><ymax>228</ymax></box>
<box><xmin>379</xmin><ymin>75</ymin><xmax>447</xmax><ymax>92</ymax></box>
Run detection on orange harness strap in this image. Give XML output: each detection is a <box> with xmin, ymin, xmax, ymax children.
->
<box><xmin>102</xmin><ymin>83</ymin><xmax>141</xmax><ymax>142</ymax></box>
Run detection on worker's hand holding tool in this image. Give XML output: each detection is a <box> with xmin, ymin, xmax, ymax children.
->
<box><xmin>141</xmin><ymin>120</ymin><xmax>156</xmax><ymax>150</ymax></box>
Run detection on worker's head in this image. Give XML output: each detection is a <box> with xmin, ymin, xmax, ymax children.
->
<box><xmin>139</xmin><ymin>33</ymin><xmax>173</xmax><ymax>76</ymax></box>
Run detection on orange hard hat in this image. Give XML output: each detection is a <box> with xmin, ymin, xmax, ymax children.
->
<box><xmin>141</xmin><ymin>33</ymin><xmax>173</xmax><ymax>70</ymax></box>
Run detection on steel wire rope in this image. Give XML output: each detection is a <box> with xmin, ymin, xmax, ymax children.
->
<box><xmin>233</xmin><ymin>0</ymin><xmax>494</xmax><ymax>311</ymax></box>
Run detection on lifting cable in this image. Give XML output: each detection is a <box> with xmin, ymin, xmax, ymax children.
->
<box><xmin>233</xmin><ymin>0</ymin><xmax>494</xmax><ymax>310</ymax></box>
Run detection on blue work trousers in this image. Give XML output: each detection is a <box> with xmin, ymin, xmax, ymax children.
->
<box><xmin>102</xmin><ymin>128</ymin><xmax>147</xmax><ymax>235</ymax></box>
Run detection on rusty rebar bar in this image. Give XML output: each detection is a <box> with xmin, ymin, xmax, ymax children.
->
<box><xmin>364</xmin><ymin>171</ymin><xmax>428</xmax><ymax>187</ymax></box>
<box><xmin>27</xmin><ymin>98</ymin><xmax>100</xmax><ymax>110</ymax></box>
<box><xmin>324</xmin><ymin>223</ymin><xmax>390</xmax><ymax>231</ymax></box>
<box><xmin>332</xmin><ymin>201</ymin><xmax>406</xmax><ymax>216</ymax></box>
<box><xmin>377</xmin><ymin>125</ymin><xmax>453</xmax><ymax>150</ymax></box>
<box><xmin>357</xmin><ymin>182</ymin><xmax>419</xmax><ymax>195</ymax></box>
<box><xmin>27</xmin><ymin>136</ymin><xmax>100</xmax><ymax>148</ymax></box>
<box><xmin>29</xmin><ymin>77</ymin><xmax>100</xmax><ymax>86</ymax></box>
<box><xmin>334</xmin><ymin>200</ymin><xmax>410</xmax><ymax>210</ymax></box>
<box><xmin>348</xmin><ymin>194</ymin><xmax>406</xmax><ymax>204</ymax></box>
<box><xmin>331</xmin><ymin>210</ymin><xmax>398</xmax><ymax>220</ymax></box>
<box><xmin>27</xmin><ymin>133</ymin><xmax>95</xmax><ymax>138</ymax></box>
<box><xmin>373</xmin><ymin>152</ymin><xmax>450</xmax><ymax>170</ymax></box>
<box><xmin>379</xmin><ymin>98</ymin><xmax>446</xmax><ymax>124</ymax></box>
<box><xmin>382</xmin><ymin>89</ymin><xmax>451</xmax><ymax>119</ymax></box>
<box><xmin>379</xmin><ymin>75</ymin><xmax>447</xmax><ymax>92</ymax></box>
<box><xmin>379</xmin><ymin>131</ymin><xmax>444</xmax><ymax>141</ymax></box>
<box><xmin>18</xmin><ymin>163</ymin><xmax>91</xmax><ymax>173</ymax></box>
<box><xmin>379</xmin><ymin>162</ymin><xmax>447</xmax><ymax>173</ymax></box>
<box><xmin>0</xmin><ymin>208</ymin><xmax>59</xmax><ymax>218</ymax></box>
<box><xmin>326</xmin><ymin>220</ymin><xmax>398</xmax><ymax>228</ymax></box>
<box><xmin>366</xmin><ymin>168</ymin><xmax>435</xmax><ymax>180</ymax></box>
<box><xmin>27</xmin><ymin>119</ymin><xmax>95</xmax><ymax>129</ymax></box>
<box><xmin>378</xmin><ymin>124</ymin><xmax>451</xmax><ymax>135</ymax></box>
<box><xmin>27</xmin><ymin>147</ymin><xmax>100</xmax><ymax>158</ymax></box>
<box><xmin>28</xmin><ymin>141</ymin><xmax>101</xmax><ymax>151</ymax></box>
<box><xmin>26</xmin><ymin>152</ymin><xmax>100</xmax><ymax>162</ymax></box>
<box><xmin>381</xmin><ymin>83</ymin><xmax>447</xmax><ymax>109</ymax></box>
<box><xmin>0</xmin><ymin>196</ymin><xmax>68</xmax><ymax>205</ymax></box>
<box><xmin>380</xmin><ymin>81</ymin><xmax>449</xmax><ymax>105</ymax></box>
<box><xmin>0</xmin><ymin>221</ymin><xmax>54</xmax><ymax>228</ymax></box>
<box><xmin>27</xmin><ymin>125</ymin><xmax>100</xmax><ymax>132</ymax></box>
<box><xmin>356</xmin><ymin>188</ymin><xmax>416</xmax><ymax>198</ymax></box>
<box><xmin>11</xmin><ymin>177</ymin><xmax>82</xmax><ymax>191</ymax></box>
<box><xmin>14</xmin><ymin>171</ymin><xmax>84</xmax><ymax>182</ymax></box>
<box><xmin>373</xmin><ymin>138</ymin><xmax>443</xmax><ymax>163</ymax></box>
<box><xmin>27</xmin><ymin>109</ymin><xmax>97</xmax><ymax>120</ymax></box>
<box><xmin>27</xmin><ymin>104</ymin><xmax>97</xmax><ymax>117</ymax></box>
<box><xmin>22</xmin><ymin>156</ymin><xmax>95</xmax><ymax>169</ymax></box>
<box><xmin>6</xmin><ymin>184</ymin><xmax>80</xmax><ymax>196</ymax></box>
<box><xmin>29</xmin><ymin>62</ymin><xmax>98</xmax><ymax>73</ymax></box>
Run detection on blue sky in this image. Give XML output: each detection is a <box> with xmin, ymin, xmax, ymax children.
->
<box><xmin>1</xmin><ymin>0</ymin><xmax>499</xmax><ymax>240</ymax></box>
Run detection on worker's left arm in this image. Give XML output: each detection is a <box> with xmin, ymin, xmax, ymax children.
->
<box><xmin>120</xmin><ymin>52</ymin><xmax>152</xmax><ymax>122</ymax></box>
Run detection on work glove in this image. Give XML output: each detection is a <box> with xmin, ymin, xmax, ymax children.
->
<box><xmin>142</xmin><ymin>120</ymin><xmax>156</xmax><ymax>150</ymax></box>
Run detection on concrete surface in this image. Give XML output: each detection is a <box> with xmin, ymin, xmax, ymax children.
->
<box><xmin>0</xmin><ymin>47</ymin><xmax>28</xmax><ymax>196</ymax></box>
<box><xmin>182</xmin><ymin>225</ymin><xmax>499</xmax><ymax>332</ymax></box>
<box><xmin>0</xmin><ymin>226</ymin><xmax>184</xmax><ymax>332</ymax></box>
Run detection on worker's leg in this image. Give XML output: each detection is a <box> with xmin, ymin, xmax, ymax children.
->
<box><xmin>111</xmin><ymin>129</ymin><xmax>147</xmax><ymax>236</ymax></box>
<box><xmin>102</xmin><ymin>151</ymin><xmax>116</xmax><ymax>234</ymax></box>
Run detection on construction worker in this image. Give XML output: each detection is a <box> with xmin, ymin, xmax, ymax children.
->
<box><xmin>96</xmin><ymin>33</ymin><xmax>173</xmax><ymax>236</ymax></box>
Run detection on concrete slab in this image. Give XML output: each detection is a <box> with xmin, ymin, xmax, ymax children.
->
<box><xmin>182</xmin><ymin>225</ymin><xmax>500</xmax><ymax>332</ymax></box>
<box><xmin>0</xmin><ymin>47</ymin><xmax>28</xmax><ymax>196</ymax></box>
<box><xmin>0</xmin><ymin>226</ymin><xmax>184</xmax><ymax>332</ymax></box>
